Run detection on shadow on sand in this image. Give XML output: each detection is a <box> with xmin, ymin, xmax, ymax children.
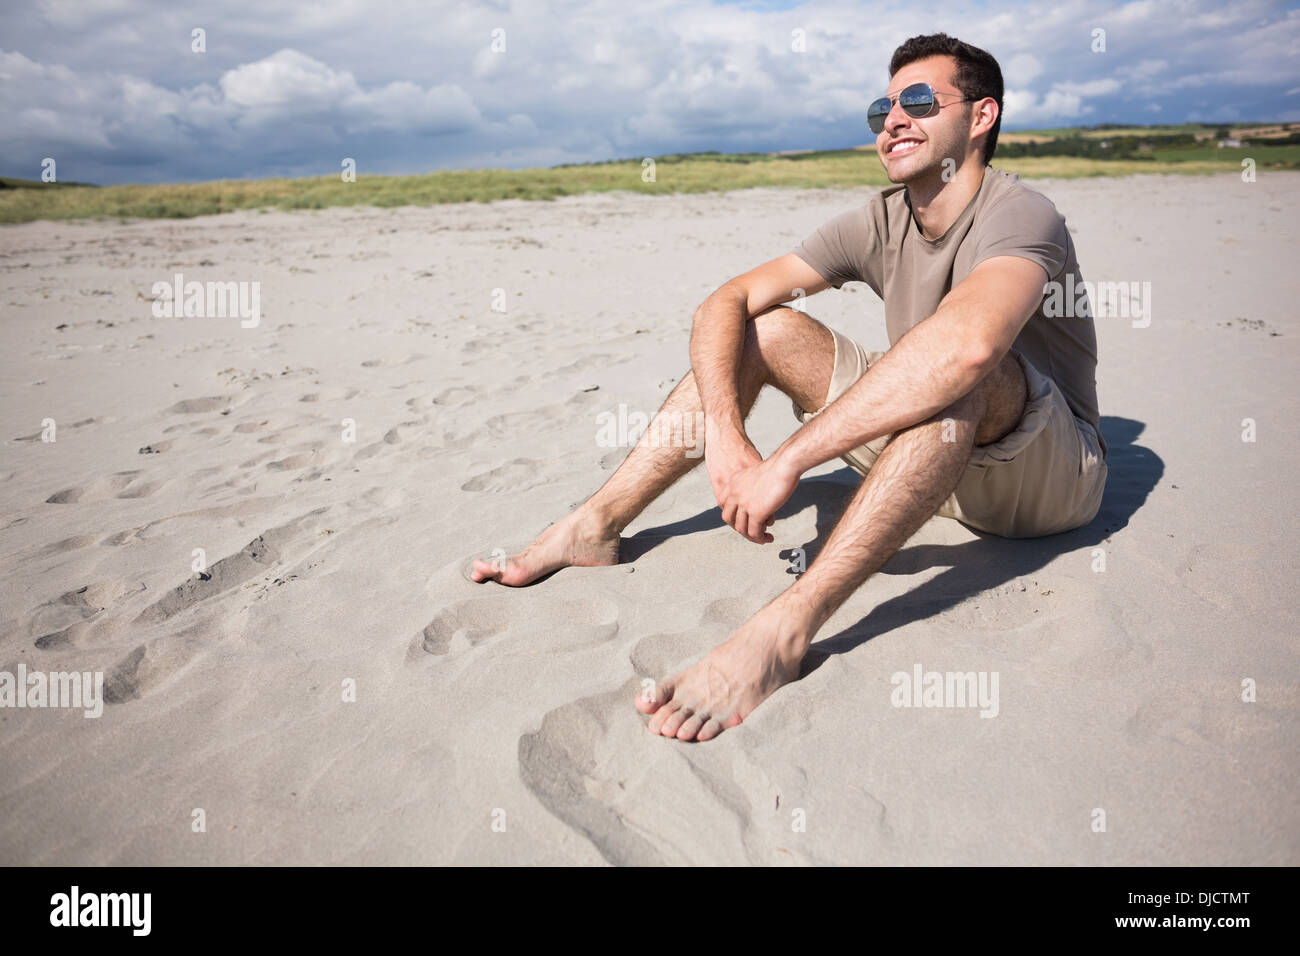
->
<box><xmin>621</xmin><ymin>416</ymin><xmax>1162</xmax><ymax>670</ymax></box>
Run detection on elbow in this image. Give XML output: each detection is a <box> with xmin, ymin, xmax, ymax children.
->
<box><xmin>960</xmin><ymin>339</ymin><xmax>1001</xmax><ymax>380</ymax></box>
<box><xmin>693</xmin><ymin>283</ymin><xmax>746</xmax><ymax>323</ymax></box>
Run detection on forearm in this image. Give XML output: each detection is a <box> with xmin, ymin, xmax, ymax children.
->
<box><xmin>773</xmin><ymin>312</ymin><xmax>988</xmax><ymax>475</ymax></box>
<box><xmin>689</xmin><ymin>285</ymin><xmax>750</xmax><ymax>435</ymax></box>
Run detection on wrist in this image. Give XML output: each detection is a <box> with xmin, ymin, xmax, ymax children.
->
<box><xmin>766</xmin><ymin>445</ymin><xmax>804</xmax><ymax>483</ymax></box>
<box><xmin>705</xmin><ymin>413</ymin><xmax>746</xmax><ymax>444</ymax></box>
<box><xmin>769</xmin><ymin>439</ymin><xmax>809</xmax><ymax>479</ymax></box>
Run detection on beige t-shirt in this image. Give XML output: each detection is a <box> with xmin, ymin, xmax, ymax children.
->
<box><xmin>793</xmin><ymin>165</ymin><xmax>1105</xmax><ymax>458</ymax></box>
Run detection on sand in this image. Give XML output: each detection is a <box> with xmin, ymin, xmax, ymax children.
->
<box><xmin>0</xmin><ymin>172</ymin><xmax>1297</xmax><ymax>865</ymax></box>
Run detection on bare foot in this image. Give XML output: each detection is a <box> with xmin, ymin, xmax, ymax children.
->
<box><xmin>636</xmin><ymin>595</ymin><xmax>813</xmax><ymax>741</ymax></box>
<box><xmin>470</xmin><ymin>510</ymin><xmax>620</xmax><ymax>586</ymax></box>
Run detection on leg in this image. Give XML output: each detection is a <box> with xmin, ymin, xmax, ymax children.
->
<box><xmin>641</xmin><ymin>350</ymin><xmax>1028</xmax><ymax>740</ymax></box>
<box><xmin>471</xmin><ymin>307</ymin><xmax>837</xmax><ymax>585</ymax></box>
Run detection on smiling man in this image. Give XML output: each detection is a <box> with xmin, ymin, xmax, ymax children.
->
<box><xmin>471</xmin><ymin>33</ymin><xmax>1107</xmax><ymax>742</ymax></box>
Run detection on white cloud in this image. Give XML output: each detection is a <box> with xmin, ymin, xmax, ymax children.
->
<box><xmin>1004</xmin><ymin>53</ymin><xmax>1042</xmax><ymax>87</ymax></box>
<box><xmin>219</xmin><ymin>49</ymin><xmax>359</xmax><ymax>111</ymax></box>
<box><xmin>1004</xmin><ymin>88</ymin><xmax>1087</xmax><ymax>125</ymax></box>
<box><xmin>2</xmin><ymin>0</ymin><xmax>1298</xmax><ymax>183</ymax></box>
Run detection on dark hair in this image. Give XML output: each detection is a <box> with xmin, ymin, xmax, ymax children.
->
<box><xmin>889</xmin><ymin>33</ymin><xmax>1003</xmax><ymax>164</ymax></box>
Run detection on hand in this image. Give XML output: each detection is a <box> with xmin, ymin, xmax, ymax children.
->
<box><xmin>718</xmin><ymin>455</ymin><xmax>800</xmax><ymax>544</ymax></box>
<box><xmin>704</xmin><ymin>424</ymin><xmax>763</xmax><ymax>512</ymax></box>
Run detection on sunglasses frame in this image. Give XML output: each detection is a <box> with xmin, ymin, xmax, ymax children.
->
<box><xmin>868</xmin><ymin>82</ymin><xmax>975</xmax><ymax>134</ymax></box>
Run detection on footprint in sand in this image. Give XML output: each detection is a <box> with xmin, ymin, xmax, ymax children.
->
<box><xmin>46</xmin><ymin>471</ymin><xmax>161</xmax><ymax>504</ymax></box>
<box><xmin>31</xmin><ymin>579</ymin><xmax>146</xmax><ymax>650</ymax></box>
<box><xmin>517</xmin><ymin>682</ymin><xmax>668</xmax><ymax>866</ymax></box>
<box><xmin>414</xmin><ymin>593</ymin><xmax>619</xmax><ymax>657</ymax></box>
<box><xmin>460</xmin><ymin>458</ymin><xmax>551</xmax><ymax>494</ymax></box>
<box><xmin>134</xmin><ymin>507</ymin><xmax>330</xmax><ymax>626</ymax></box>
<box><xmin>12</xmin><ymin>416</ymin><xmax>112</xmax><ymax>442</ymax></box>
<box><xmin>382</xmin><ymin>421</ymin><xmax>425</xmax><ymax>444</ymax></box>
<box><xmin>538</xmin><ymin>353</ymin><xmax>615</xmax><ymax>382</ymax></box>
<box><xmin>517</xmin><ymin>622</ymin><xmax>788</xmax><ymax>865</ymax></box>
<box><xmin>167</xmin><ymin>396</ymin><xmax>233</xmax><ymax>414</ymax></box>
<box><xmin>98</xmin><ymin>527</ymin><xmax>144</xmax><ymax>547</ymax></box>
<box><xmin>265</xmin><ymin>452</ymin><xmax>315</xmax><ymax>471</ymax></box>
<box><xmin>297</xmin><ymin>386</ymin><xmax>361</xmax><ymax>403</ymax></box>
<box><xmin>480</xmin><ymin>393</ymin><xmax>597</xmax><ymax>441</ymax></box>
<box><xmin>31</xmin><ymin>533</ymin><xmax>101</xmax><ymax>557</ymax></box>
<box><xmin>360</xmin><ymin>354</ymin><xmax>426</xmax><ymax>369</ymax></box>
<box><xmin>101</xmin><ymin>620</ymin><xmax>213</xmax><ymax>704</ymax></box>
<box><xmin>116</xmin><ymin>478</ymin><xmax>167</xmax><ymax>499</ymax></box>
<box><xmin>430</xmin><ymin>385</ymin><xmax>478</xmax><ymax>407</ymax></box>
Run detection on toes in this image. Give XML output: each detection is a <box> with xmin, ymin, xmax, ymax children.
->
<box><xmin>635</xmin><ymin>676</ymin><xmax>675</xmax><ymax>715</ymax></box>
<box><xmin>646</xmin><ymin>699</ymin><xmax>680</xmax><ymax>735</ymax></box>
<box><xmin>659</xmin><ymin>706</ymin><xmax>693</xmax><ymax>738</ymax></box>
<box><xmin>469</xmin><ymin>558</ymin><xmax>500</xmax><ymax>582</ymax></box>
<box><xmin>697</xmin><ymin>717</ymin><xmax>726</xmax><ymax>741</ymax></box>
<box><xmin>675</xmin><ymin>712</ymin><xmax>708</xmax><ymax>741</ymax></box>
<box><xmin>498</xmin><ymin>560</ymin><xmax>530</xmax><ymax>587</ymax></box>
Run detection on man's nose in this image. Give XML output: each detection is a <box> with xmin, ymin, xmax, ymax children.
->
<box><xmin>884</xmin><ymin>98</ymin><xmax>913</xmax><ymax>134</ymax></box>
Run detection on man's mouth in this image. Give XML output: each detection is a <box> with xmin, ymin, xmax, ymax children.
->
<box><xmin>887</xmin><ymin>138</ymin><xmax>922</xmax><ymax>156</ymax></box>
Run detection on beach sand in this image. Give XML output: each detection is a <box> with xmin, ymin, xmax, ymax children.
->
<box><xmin>1</xmin><ymin>172</ymin><xmax>1296</xmax><ymax>865</ymax></box>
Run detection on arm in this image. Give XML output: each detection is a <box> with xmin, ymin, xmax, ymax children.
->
<box><xmin>689</xmin><ymin>253</ymin><xmax>829</xmax><ymax>437</ymax></box>
<box><xmin>690</xmin><ymin>254</ymin><xmax>829</xmax><ymax>509</ymax></box>
<box><xmin>717</xmin><ymin>255</ymin><xmax>1048</xmax><ymax>543</ymax></box>
<box><xmin>771</xmin><ymin>255</ymin><xmax>1047</xmax><ymax>476</ymax></box>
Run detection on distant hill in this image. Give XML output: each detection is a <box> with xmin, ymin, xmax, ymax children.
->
<box><xmin>2</xmin><ymin>122</ymin><xmax>1297</xmax><ymax>225</ymax></box>
<box><xmin>0</xmin><ymin>176</ymin><xmax>98</xmax><ymax>189</ymax></box>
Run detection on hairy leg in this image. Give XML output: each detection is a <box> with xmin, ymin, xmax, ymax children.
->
<box><xmin>470</xmin><ymin>307</ymin><xmax>838</xmax><ymax>585</ymax></box>
<box><xmin>641</xmin><ymin>350</ymin><xmax>1028</xmax><ymax>741</ymax></box>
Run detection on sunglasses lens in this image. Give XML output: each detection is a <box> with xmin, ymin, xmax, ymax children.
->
<box><xmin>899</xmin><ymin>83</ymin><xmax>935</xmax><ymax>117</ymax></box>
<box><xmin>868</xmin><ymin>83</ymin><xmax>937</xmax><ymax>133</ymax></box>
<box><xmin>867</xmin><ymin>98</ymin><xmax>890</xmax><ymax>133</ymax></box>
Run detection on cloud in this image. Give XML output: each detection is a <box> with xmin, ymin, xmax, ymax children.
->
<box><xmin>1003</xmin><ymin>53</ymin><xmax>1042</xmax><ymax>87</ymax></box>
<box><xmin>2</xmin><ymin>0</ymin><xmax>1298</xmax><ymax>184</ymax></box>
<box><xmin>219</xmin><ymin>49</ymin><xmax>358</xmax><ymax>111</ymax></box>
<box><xmin>1004</xmin><ymin>88</ymin><xmax>1088</xmax><ymax>125</ymax></box>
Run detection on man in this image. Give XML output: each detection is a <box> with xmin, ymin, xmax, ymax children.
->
<box><xmin>471</xmin><ymin>33</ymin><xmax>1107</xmax><ymax>742</ymax></box>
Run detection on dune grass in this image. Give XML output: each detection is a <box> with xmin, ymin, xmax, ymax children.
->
<box><xmin>1</xmin><ymin>143</ymin><xmax>1295</xmax><ymax>226</ymax></box>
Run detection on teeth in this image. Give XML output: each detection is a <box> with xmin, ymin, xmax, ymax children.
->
<box><xmin>890</xmin><ymin>141</ymin><xmax>920</xmax><ymax>154</ymax></box>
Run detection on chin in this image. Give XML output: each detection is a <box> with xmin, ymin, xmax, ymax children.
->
<box><xmin>886</xmin><ymin>154</ymin><xmax>946</xmax><ymax>186</ymax></box>
<box><xmin>878</xmin><ymin>152</ymin><xmax>909</xmax><ymax>183</ymax></box>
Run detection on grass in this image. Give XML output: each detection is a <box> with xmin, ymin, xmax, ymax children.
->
<box><xmin>2</xmin><ymin>132</ymin><xmax>1297</xmax><ymax>226</ymax></box>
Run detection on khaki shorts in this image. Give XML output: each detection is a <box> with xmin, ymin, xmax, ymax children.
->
<box><xmin>792</xmin><ymin>326</ymin><xmax>1108</xmax><ymax>538</ymax></box>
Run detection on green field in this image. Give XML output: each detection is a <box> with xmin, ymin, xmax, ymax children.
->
<box><xmin>2</xmin><ymin>125</ymin><xmax>1297</xmax><ymax>226</ymax></box>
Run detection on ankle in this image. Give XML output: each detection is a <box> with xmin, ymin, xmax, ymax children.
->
<box><xmin>573</xmin><ymin>504</ymin><xmax>623</xmax><ymax>540</ymax></box>
<box><xmin>771</xmin><ymin>587</ymin><xmax>831</xmax><ymax>652</ymax></box>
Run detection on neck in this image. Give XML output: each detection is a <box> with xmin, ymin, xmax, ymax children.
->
<box><xmin>904</xmin><ymin>161</ymin><xmax>986</xmax><ymax>240</ymax></box>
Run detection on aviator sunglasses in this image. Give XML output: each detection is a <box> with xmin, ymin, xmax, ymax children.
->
<box><xmin>868</xmin><ymin>82</ymin><xmax>975</xmax><ymax>134</ymax></box>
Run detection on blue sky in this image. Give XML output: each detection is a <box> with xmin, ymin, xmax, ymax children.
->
<box><xmin>1</xmin><ymin>0</ymin><xmax>1297</xmax><ymax>185</ymax></box>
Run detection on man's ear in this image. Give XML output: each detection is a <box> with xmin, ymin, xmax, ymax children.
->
<box><xmin>970</xmin><ymin>98</ymin><xmax>998</xmax><ymax>155</ymax></box>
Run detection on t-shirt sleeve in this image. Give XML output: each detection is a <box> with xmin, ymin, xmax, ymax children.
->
<box><xmin>969</xmin><ymin>189</ymin><xmax>1070</xmax><ymax>281</ymax></box>
<box><xmin>792</xmin><ymin>206</ymin><xmax>879</xmax><ymax>291</ymax></box>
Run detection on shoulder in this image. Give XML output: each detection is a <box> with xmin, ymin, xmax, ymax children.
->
<box><xmin>979</xmin><ymin>167</ymin><xmax>1065</xmax><ymax>229</ymax></box>
<box><xmin>870</xmin><ymin>182</ymin><xmax>910</xmax><ymax>232</ymax></box>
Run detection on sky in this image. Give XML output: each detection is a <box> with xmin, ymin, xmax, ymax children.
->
<box><xmin>1</xmin><ymin>0</ymin><xmax>1298</xmax><ymax>185</ymax></box>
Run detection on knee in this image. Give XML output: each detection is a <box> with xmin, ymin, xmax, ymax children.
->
<box><xmin>971</xmin><ymin>350</ymin><xmax>1027</xmax><ymax>446</ymax></box>
<box><xmin>741</xmin><ymin>306</ymin><xmax>802</xmax><ymax>359</ymax></box>
<box><xmin>925</xmin><ymin>350</ymin><xmax>1023</xmax><ymax>440</ymax></box>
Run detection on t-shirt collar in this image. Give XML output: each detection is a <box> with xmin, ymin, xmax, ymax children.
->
<box><xmin>904</xmin><ymin>166</ymin><xmax>993</xmax><ymax>245</ymax></box>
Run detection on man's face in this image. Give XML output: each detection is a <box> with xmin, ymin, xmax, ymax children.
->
<box><xmin>874</xmin><ymin>55</ymin><xmax>973</xmax><ymax>184</ymax></box>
